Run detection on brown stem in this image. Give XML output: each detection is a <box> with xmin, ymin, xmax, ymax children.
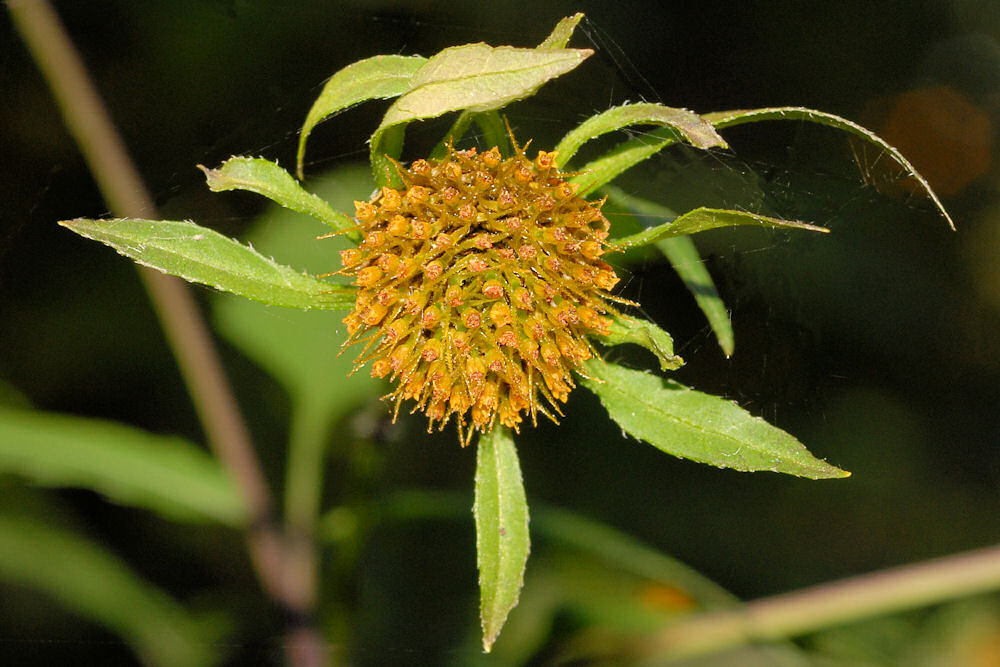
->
<box><xmin>8</xmin><ymin>1</ymin><xmax>325</xmax><ymax>664</ymax></box>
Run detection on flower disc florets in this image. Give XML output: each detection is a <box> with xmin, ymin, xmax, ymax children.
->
<box><xmin>340</xmin><ymin>143</ymin><xmax>621</xmax><ymax>444</ymax></box>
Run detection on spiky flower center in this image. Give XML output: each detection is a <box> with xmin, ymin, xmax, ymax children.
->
<box><xmin>340</xmin><ymin>144</ymin><xmax>621</xmax><ymax>444</ymax></box>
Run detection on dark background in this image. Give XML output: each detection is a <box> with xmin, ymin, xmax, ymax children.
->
<box><xmin>2</xmin><ymin>1</ymin><xmax>999</xmax><ymax>664</ymax></box>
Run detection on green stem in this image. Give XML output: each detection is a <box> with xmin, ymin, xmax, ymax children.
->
<box><xmin>641</xmin><ymin>543</ymin><xmax>1000</xmax><ymax>660</ymax></box>
<box><xmin>283</xmin><ymin>404</ymin><xmax>332</xmax><ymax>610</ymax></box>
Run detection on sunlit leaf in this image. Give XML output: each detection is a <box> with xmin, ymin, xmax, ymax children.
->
<box><xmin>0</xmin><ymin>513</ymin><xmax>218</xmax><ymax>667</ymax></box>
<box><xmin>570</xmin><ymin>126</ymin><xmax>681</xmax><ymax>196</ymax></box>
<box><xmin>297</xmin><ymin>54</ymin><xmax>427</xmax><ymax>178</ymax></box>
<box><xmin>0</xmin><ymin>407</ymin><xmax>245</xmax><ymax>524</ymax></box>
<box><xmin>580</xmin><ymin>360</ymin><xmax>849</xmax><ymax>479</ymax></box>
<box><xmin>538</xmin><ymin>12</ymin><xmax>585</xmax><ymax>49</ymax></box>
<box><xmin>611</xmin><ymin>207</ymin><xmax>828</xmax><ymax>250</ymax></box>
<box><xmin>703</xmin><ymin>106</ymin><xmax>955</xmax><ymax>229</ymax></box>
<box><xmin>371</xmin><ymin>43</ymin><xmax>591</xmax><ymax>185</ymax></box>
<box><xmin>555</xmin><ymin>103</ymin><xmax>728</xmax><ymax>167</ymax></box>
<box><xmin>603</xmin><ymin>186</ymin><xmax>734</xmax><ymax>356</ymax></box>
<box><xmin>475</xmin><ymin>426</ymin><xmax>530</xmax><ymax>652</ymax></box>
<box><xmin>200</xmin><ymin>157</ymin><xmax>357</xmax><ymax>238</ymax></box>
<box><xmin>595</xmin><ymin>314</ymin><xmax>684</xmax><ymax>371</ymax></box>
<box><xmin>60</xmin><ymin>218</ymin><xmax>356</xmax><ymax>310</ymax></box>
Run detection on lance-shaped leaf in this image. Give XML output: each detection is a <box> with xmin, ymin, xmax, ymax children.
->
<box><xmin>703</xmin><ymin>106</ymin><xmax>955</xmax><ymax>229</ymax></box>
<box><xmin>611</xmin><ymin>207</ymin><xmax>828</xmax><ymax>250</ymax></box>
<box><xmin>60</xmin><ymin>218</ymin><xmax>356</xmax><ymax>310</ymax></box>
<box><xmin>595</xmin><ymin>314</ymin><xmax>684</xmax><ymax>371</ymax></box>
<box><xmin>0</xmin><ymin>407</ymin><xmax>245</xmax><ymax>525</ymax></box>
<box><xmin>555</xmin><ymin>103</ymin><xmax>728</xmax><ymax>168</ymax></box>
<box><xmin>475</xmin><ymin>426</ymin><xmax>531</xmax><ymax>652</ymax></box>
<box><xmin>297</xmin><ymin>54</ymin><xmax>427</xmax><ymax>178</ymax></box>
<box><xmin>538</xmin><ymin>12</ymin><xmax>585</xmax><ymax>49</ymax></box>
<box><xmin>580</xmin><ymin>359</ymin><xmax>849</xmax><ymax>479</ymax></box>
<box><xmin>200</xmin><ymin>157</ymin><xmax>357</xmax><ymax>238</ymax></box>
<box><xmin>0</xmin><ymin>514</ymin><xmax>218</xmax><ymax>667</ymax></box>
<box><xmin>370</xmin><ymin>43</ymin><xmax>591</xmax><ymax>185</ymax></box>
<box><xmin>604</xmin><ymin>186</ymin><xmax>734</xmax><ymax>356</ymax></box>
<box><xmin>570</xmin><ymin>126</ymin><xmax>681</xmax><ymax>196</ymax></box>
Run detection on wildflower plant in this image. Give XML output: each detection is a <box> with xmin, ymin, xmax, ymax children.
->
<box><xmin>60</xmin><ymin>14</ymin><xmax>952</xmax><ymax>650</ymax></box>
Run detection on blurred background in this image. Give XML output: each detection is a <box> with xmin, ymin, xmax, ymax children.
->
<box><xmin>2</xmin><ymin>0</ymin><xmax>1000</xmax><ymax>664</ymax></box>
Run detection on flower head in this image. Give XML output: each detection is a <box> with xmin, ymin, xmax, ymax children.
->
<box><xmin>340</xmin><ymin>141</ymin><xmax>622</xmax><ymax>444</ymax></box>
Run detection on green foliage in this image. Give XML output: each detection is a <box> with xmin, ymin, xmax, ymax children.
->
<box><xmin>52</xmin><ymin>11</ymin><xmax>958</xmax><ymax>657</ymax></box>
<box><xmin>201</xmin><ymin>157</ymin><xmax>357</xmax><ymax>236</ymax></box>
<box><xmin>474</xmin><ymin>426</ymin><xmax>530</xmax><ymax>652</ymax></box>
<box><xmin>0</xmin><ymin>513</ymin><xmax>220</xmax><ymax>667</ymax></box>
<box><xmin>0</xmin><ymin>407</ymin><xmax>244</xmax><ymax>524</ymax></box>
<box><xmin>596</xmin><ymin>314</ymin><xmax>684</xmax><ymax>371</ymax></box>
<box><xmin>580</xmin><ymin>359</ymin><xmax>849</xmax><ymax>479</ymax></box>
<box><xmin>59</xmin><ymin>217</ymin><xmax>356</xmax><ymax>310</ymax></box>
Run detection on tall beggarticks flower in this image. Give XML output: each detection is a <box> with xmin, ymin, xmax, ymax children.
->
<box><xmin>62</xmin><ymin>12</ymin><xmax>950</xmax><ymax>653</ymax></box>
<box><xmin>339</xmin><ymin>142</ymin><xmax>623</xmax><ymax>443</ymax></box>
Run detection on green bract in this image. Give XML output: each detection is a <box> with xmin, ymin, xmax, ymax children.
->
<box><xmin>60</xmin><ymin>13</ymin><xmax>951</xmax><ymax>651</ymax></box>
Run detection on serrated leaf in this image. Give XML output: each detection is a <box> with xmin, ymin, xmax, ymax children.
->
<box><xmin>611</xmin><ymin>206</ymin><xmax>828</xmax><ymax>250</ymax></box>
<box><xmin>475</xmin><ymin>426</ymin><xmax>530</xmax><ymax>652</ymax></box>
<box><xmin>0</xmin><ymin>513</ymin><xmax>217</xmax><ymax>667</ymax></box>
<box><xmin>570</xmin><ymin>126</ymin><xmax>681</xmax><ymax>196</ymax></box>
<box><xmin>603</xmin><ymin>186</ymin><xmax>734</xmax><ymax>356</ymax></box>
<box><xmin>555</xmin><ymin>103</ymin><xmax>728</xmax><ymax>168</ymax></box>
<box><xmin>371</xmin><ymin>43</ymin><xmax>591</xmax><ymax>185</ymax></box>
<box><xmin>538</xmin><ymin>12</ymin><xmax>585</xmax><ymax>49</ymax></box>
<box><xmin>703</xmin><ymin>106</ymin><xmax>955</xmax><ymax>229</ymax></box>
<box><xmin>580</xmin><ymin>359</ymin><xmax>849</xmax><ymax>479</ymax></box>
<box><xmin>297</xmin><ymin>54</ymin><xmax>427</xmax><ymax>178</ymax></box>
<box><xmin>0</xmin><ymin>407</ymin><xmax>244</xmax><ymax>525</ymax></box>
<box><xmin>60</xmin><ymin>217</ymin><xmax>356</xmax><ymax>310</ymax></box>
<box><xmin>200</xmin><ymin>157</ymin><xmax>357</xmax><ymax>237</ymax></box>
<box><xmin>595</xmin><ymin>314</ymin><xmax>684</xmax><ymax>371</ymax></box>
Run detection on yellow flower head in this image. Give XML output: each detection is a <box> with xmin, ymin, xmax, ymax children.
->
<box><xmin>340</xmin><ymin>141</ymin><xmax>622</xmax><ymax>444</ymax></box>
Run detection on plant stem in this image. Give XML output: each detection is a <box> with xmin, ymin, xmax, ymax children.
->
<box><xmin>8</xmin><ymin>1</ymin><xmax>325</xmax><ymax>663</ymax></box>
<box><xmin>639</xmin><ymin>543</ymin><xmax>1000</xmax><ymax>660</ymax></box>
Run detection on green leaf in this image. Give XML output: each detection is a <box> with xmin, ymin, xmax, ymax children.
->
<box><xmin>580</xmin><ymin>359</ymin><xmax>849</xmax><ymax>479</ymax></box>
<box><xmin>0</xmin><ymin>407</ymin><xmax>245</xmax><ymax>524</ymax></box>
<box><xmin>555</xmin><ymin>103</ymin><xmax>728</xmax><ymax>167</ymax></box>
<box><xmin>0</xmin><ymin>513</ymin><xmax>218</xmax><ymax>667</ymax></box>
<box><xmin>603</xmin><ymin>186</ymin><xmax>734</xmax><ymax>356</ymax></box>
<box><xmin>594</xmin><ymin>314</ymin><xmax>684</xmax><ymax>371</ymax></box>
<box><xmin>200</xmin><ymin>157</ymin><xmax>357</xmax><ymax>237</ymax></box>
<box><xmin>570</xmin><ymin>126</ymin><xmax>682</xmax><ymax>196</ymax></box>
<box><xmin>60</xmin><ymin>217</ymin><xmax>356</xmax><ymax>310</ymax></box>
<box><xmin>475</xmin><ymin>426</ymin><xmax>531</xmax><ymax>652</ymax></box>
<box><xmin>703</xmin><ymin>106</ymin><xmax>955</xmax><ymax>230</ymax></box>
<box><xmin>371</xmin><ymin>43</ymin><xmax>591</xmax><ymax>184</ymax></box>
<box><xmin>297</xmin><ymin>54</ymin><xmax>427</xmax><ymax>178</ymax></box>
<box><xmin>611</xmin><ymin>206</ymin><xmax>828</xmax><ymax>250</ymax></box>
<box><xmin>538</xmin><ymin>12</ymin><xmax>585</xmax><ymax>49</ymax></box>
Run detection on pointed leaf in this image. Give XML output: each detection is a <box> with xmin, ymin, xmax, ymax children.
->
<box><xmin>595</xmin><ymin>314</ymin><xmax>684</xmax><ymax>371</ymax></box>
<box><xmin>580</xmin><ymin>360</ymin><xmax>849</xmax><ymax>479</ymax></box>
<box><xmin>475</xmin><ymin>426</ymin><xmax>531</xmax><ymax>652</ymax></box>
<box><xmin>297</xmin><ymin>54</ymin><xmax>427</xmax><ymax>178</ymax></box>
<box><xmin>570</xmin><ymin>126</ymin><xmax>681</xmax><ymax>196</ymax></box>
<box><xmin>200</xmin><ymin>157</ymin><xmax>357</xmax><ymax>237</ymax></box>
<box><xmin>555</xmin><ymin>103</ymin><xmax>728</xmax><ymax>167</ymax></box>
<box><xmin>703</xmin><ymin>106</ymin><xmax>955</xmax><ymax>229</ymax></box>
<box><xmin>0</xmin><ymin>407</ymin><xmax>245</xmax><ymax>524</ymax></box>
<box><xmin>603</xmin><ymin>186</ymin><xmax>734</xmax><ymax>356</ymax></box>
<box><xmin>611</xmin><ymin>207</ymin><xmax>828</xmax><ymax>250</ymax></box>
<box><xmin>0</xmin><ymin>513</ymin><xmax>217</xmax><ymax>667</ymax></box>
<box><xmin>371</xmin><ymin>43</ymin><xmax>591</xmax><ymax>183</ymax></box>
<box><xmin>538</xmin><ymin>12</ymin><xmax>585</xmax><ymax>49</ymax></box>
<box><xmin>60</xmin><ymin>217</ymin><xmax>356</xmax><ymax>310</ymax></box>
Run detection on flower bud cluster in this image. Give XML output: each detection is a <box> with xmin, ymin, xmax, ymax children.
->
<box><xmin>340</xmin><ymin>143</ymin><xmax>621</xmax><ymax>444</ymax></box>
